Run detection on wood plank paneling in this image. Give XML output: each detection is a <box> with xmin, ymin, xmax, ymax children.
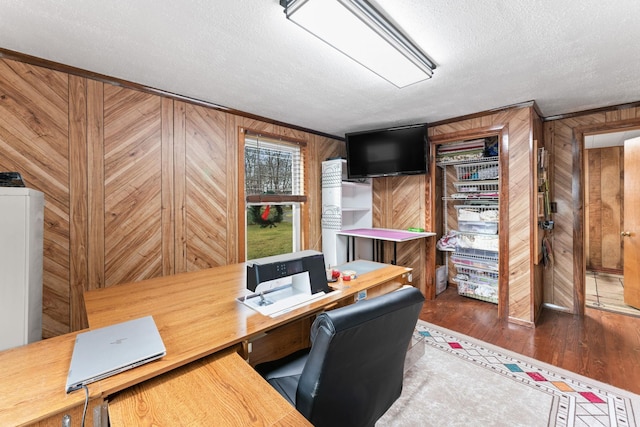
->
<box><xmin>183</xmin><ymin>104</ymin><xmax>228</xmax><ymax>270</ymax></box>
<box><xmin>0</xmin><ymin>59</ymin><xmax>71</xmax><ymax>337</ymax></box>
<box><xmin>600</xmin><ymin>147</ymin><xmax>622</xmax><ymax>269</ymax></box>
<box><xmin>585</xmin><ymin>147</ymin><xmax>624</xmax><ymax>272</ymax></box>
<box><xmin>372</xmin><ymin>178</ymin><xmax>386</xmax><ymax>230</ymax></box>
<box><xmin>547</xmin><ymin>120</ymin><xmax>576</xmax><ymax>309</ymax></box>
<box><xmin>505</xmin><ymin>108</ymin><xmax>533</xmax><ymax>323</ymax></box>
<box><xmin>7</xmin><ymin>51</ymin><xmax>640</xmax><ymax>334</ymax></box>
<box><xmin>546</xmin><ymin>108</ymin><xmax>640</xmax><ymax>314</ymax></box>
<box><xmin>586</xmin><ymin>149</ymin><xmax>602</xmax><ymax>267</ymax></box>
<box><xmin>174</xmin><ymin>101</ymin><xmax>188</xmax><ymax>273</ymax></box>
<box><xmin>391</xmin><ymin>175</ymin><xmax>426</xmax><ymax>294</ymax></box>
<box><xmin>87</xmin><ymin>79</ymin><xmax>105</xmax><ymax>294</ymax></box>
<box><xmin>225</xmin><ymin>114</ymin><xmax>239</xmax><ymax>263</ymax></box>
<box><xmin>69</xmin><ymin>75</ymin><xmax>89</xmax><ymax>331</ymax></box>
<box><xmin>103</xmin><ymin>86</ymin><xmax>164</xmax><ymax>286</ymax></box>
<box><xmin>373</xmin><ymin>175</ymin><xmax>427</xmax><ymax>293</ymax></box>
<box><xmin>531</xmin><ymin>111</ymin><xmax>545</xmax><ymax>322</ymax></box>
<box><xmin>0</xmin><ymin>57</ymin><xmax>346</xmax><ymax>337</ymax></box>
<box><xmin>161</xmin><ymin>97</ymin><xmax>175</xmax><ymax>275</ymax></box>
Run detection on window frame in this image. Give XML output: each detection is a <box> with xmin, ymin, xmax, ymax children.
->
<box><xmin>237</xmin><ymin>128</ymin><xmax>309</xmax><ymax>261</ymax></box>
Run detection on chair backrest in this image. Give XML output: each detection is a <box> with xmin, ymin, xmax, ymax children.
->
<box><xmin>296</xmin><ymin>287</ymin><xmax>425</xmax><ymax>427</ymax></box>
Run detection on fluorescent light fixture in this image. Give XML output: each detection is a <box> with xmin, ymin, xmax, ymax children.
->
<box><xmin>280</xmin><ymin>0</ymin><xmax>435</xmax><ymax>88</ymax></box>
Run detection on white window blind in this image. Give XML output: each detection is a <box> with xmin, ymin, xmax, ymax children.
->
<box><xmin>244</xmin><ymin>133</ymin><xmax>306</xmax><ymax>203</ymax></box>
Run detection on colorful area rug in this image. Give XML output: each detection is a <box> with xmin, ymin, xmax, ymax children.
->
<box><xmin>378</xmin><ymin>320</ymin><xmax>640</xmax><ymax>426</ymax></box>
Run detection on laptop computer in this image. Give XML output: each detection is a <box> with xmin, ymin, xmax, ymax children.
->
<box><xmin>66</xmin><ymin>315</ymin><xmax>166</xmax><ymax>393</ymax></box>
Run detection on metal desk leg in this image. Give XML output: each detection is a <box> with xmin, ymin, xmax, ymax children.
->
<box><xmin>351</xmin><ymin>237</ymin><xmax>355</xmax><ymax>261</ymax></box>
<box><xmin>392</xmin><ymin>242</ymin><xmax>397</xmax><ymax>265</ymax></box>
<box><xmin>372</xmin><ymin>239</ymin><xmax>376</xmax><ymax>261</ymax></box>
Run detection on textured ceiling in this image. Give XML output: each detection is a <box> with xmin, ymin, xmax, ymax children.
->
<box><xmin>1</xmin><ymin>0</ymin><xmax>640</xmax><ymax>138</ymax></box>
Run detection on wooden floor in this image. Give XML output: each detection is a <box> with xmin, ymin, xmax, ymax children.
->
<box><xmin>420</xmin><ymin>287</ymin><xmax>640</xmax><ymax>395</ymax></box>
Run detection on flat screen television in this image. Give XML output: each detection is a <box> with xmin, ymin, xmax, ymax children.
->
<box><xmin>345</xmin><ymin>124</ymin><xmax>428</xmax><ymax>179</ymax></box>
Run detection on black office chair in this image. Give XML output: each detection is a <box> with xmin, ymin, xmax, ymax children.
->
<box><xmin>256</xmin><ymin>287</ymin><xmax>425</xmax><ymax>427</ymax></box>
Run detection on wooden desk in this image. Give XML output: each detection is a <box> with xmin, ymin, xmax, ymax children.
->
<box><xmin>0</xmin><ymin>260</ymin><xmax>412</xmax><ymax>426</ymax></box>
<box><xmin>83</xmin><ymin>260</ymin><xmax>412</xmax><ymax>392</ymax></box>
<box><xmin>108</xmin><ymin>350</ymin><xmax>312</xmax><ymax>426</ymax></box>
<box><xmin>0</xmin><ymin>331</ymin><xmax>105</xmax><ymax>427</ymax></box>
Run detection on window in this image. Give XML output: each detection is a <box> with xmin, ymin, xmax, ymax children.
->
<box><xmin>240</xmin><ymin>130</ymin><xmax>307</xmax><ymax>261</ymax></box>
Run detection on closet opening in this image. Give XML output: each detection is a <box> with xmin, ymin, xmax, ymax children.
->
<box><xmin>431</xmin><ymin>126</ymin><xmax>509</xmax><ymax>320</ymax></box>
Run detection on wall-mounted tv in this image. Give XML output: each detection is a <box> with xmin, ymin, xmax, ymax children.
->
<box><xmin>345</xmin><ymin>123</ymin><xmax>428</xmax><ymax>179</ymax></box>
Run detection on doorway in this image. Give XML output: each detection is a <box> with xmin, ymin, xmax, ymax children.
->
<box><xmin>584</xmin><ymin>129</ymin><xmax>640</xmax><ymax>317</ymax></box>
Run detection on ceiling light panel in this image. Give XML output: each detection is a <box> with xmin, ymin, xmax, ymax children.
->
<box><xmin>283</xmin><ymin>0</ymin><xmax>435</xmax><ymax>88</ymax></box>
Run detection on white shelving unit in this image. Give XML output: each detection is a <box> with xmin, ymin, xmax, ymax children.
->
<box><xmin>321</xmin><ymin>159</ymin><xmax>372</xmax><ymax>268</ymax></box>
<box><xmin>438</xmin><ymin>155</ymin><xmax>500</xmax><ymax>304</ymax></box>
<box><xmin>0</xmin><ymin>187</ymin><xmax>44</xmax><ymax>351</ymax></box>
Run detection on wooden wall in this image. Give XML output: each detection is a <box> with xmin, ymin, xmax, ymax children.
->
<box><xmin>544</xmin><ymin>106</ymin><xmax>640</xmax><ymax>313</ymax></box>
<box><xmin>532</xmin><ymin>112</ymin><xmax>545</xmax><ymax>323</ymax></box>
<box><xmin>373</xmin><ymin>175</ymin><xmax>429</xmax><ymax>295</ymax></box>
<box><xmin>0</xmin><ymin>58</ymin><xmax>344</xmax><ymax>337</ymax></box>
<box><xmin>585</xmin><ymin>147</ymin><xmax>624</xmax><ymax>272</ymax></box>
<box><xmin>4</xmin><ymin>52</ymin><xmax>637</xmax><ymax>336</ymax></box>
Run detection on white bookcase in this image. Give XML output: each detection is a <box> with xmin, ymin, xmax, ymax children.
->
<box><xmin>0</xmin><ymin>187</ymin><xmax>44</xmax><ymax>351</ymax></box>
<box><xmin>321</xmin><ymin>159</ymin><xmax>372</xmax><ymax>267</ymax></box>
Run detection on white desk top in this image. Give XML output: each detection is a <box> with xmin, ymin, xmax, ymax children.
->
<box><xmin>337</xmin><ymin>228</ymin><xmax>435</xmax><ymax>242</ymax></box>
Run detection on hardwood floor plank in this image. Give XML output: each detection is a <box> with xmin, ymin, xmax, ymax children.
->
<box><xmin>421</xmin><ymin>287</ymin><xmax>640</xmax><ymax>394</ymax></box>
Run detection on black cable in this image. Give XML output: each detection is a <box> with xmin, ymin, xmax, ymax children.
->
<box><xmin>81</xmin><ymin>384</ymin><xmax>89</xmax><ymax>427</ymax></box>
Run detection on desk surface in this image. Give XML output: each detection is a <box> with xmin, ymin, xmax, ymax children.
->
<box><xmin>0</xmin><ymin>330</ymin><xmax>102</xmax><ymax>426</ymax></box>
<box><xmin>109</xmin><ymin>350</ymin><xmax>312</xmax><ymax>426</ymax></box>
<box><xmin>0</xmin><ymin>260</ymin><xmax>412</xmax><ymax>426</ymax></box>
<box><xmin>83</xmin><ymin>260</ymin><xmax>411</xmax><ymax>395</ymax></box>
<box><xmin>338</xmin><ymin>227</ymin><xmax>435</xmax><ymax>242</ymax></box>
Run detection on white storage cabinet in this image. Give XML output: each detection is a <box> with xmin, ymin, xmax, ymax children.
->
<box><xmin>0</xmin><ymin>187</ymin><xmax>44</xmax><ymax>350</ymax></box>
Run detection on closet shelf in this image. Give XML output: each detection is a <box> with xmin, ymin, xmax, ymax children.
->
<box><xmin>454</xmin><ymin>279</ymin><xmax>498</xmax><ymax>304</ymax></box>
<box><xmin>341</xmin><ymin>207</ymin><xmax>371</xmax><ymax>212</ymax></box>
<box><xmin>439</xmin><ymin>139</ymin><xmax>500</xmax><ymax>305</ymax></box>
<box><xmin>454</xmin><ymin>161</ymin><xmax>499</xmax><ymax>181</ymax></box>
<box><xmin>436</xmin><ymin>156</ymin><xmax>499</xmax><ymax>168</ymax></box>
<box><xmin>444</xmin><ymin>195</ymin><xmax>499</xmax><ymax>201</ymax></box>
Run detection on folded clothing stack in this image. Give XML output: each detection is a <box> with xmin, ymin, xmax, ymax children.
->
<box><xmin>457</xmin><ymin>207</ymin><xmax>498</xmax><ymax>222</ymax></box>
<box><xmin>436</xmin><ymin>230</ymin><xmax>458</xmax><ymax>251</ymax></box>
<box><xmin>436</xmin><ymin>139</ymin><xmax>485</xmax><ymax>163</ymax></box>
<box><xmin>456</xmin><ymin>233</ymin><xmax>499</xmax><ymax>251</ymax></box>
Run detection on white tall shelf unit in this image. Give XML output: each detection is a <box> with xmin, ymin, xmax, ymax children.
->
<box><xmin>0</xmin><ymin>187</ymin><xmax>44</xmax><ymax>351</ymax></box>
<box><xmin>439</xmin><ymin>157</ymin><xmax>500</xmax><ymax>304</ymax></box>
<box><xmin>321</xmin><ymin>159</ymin><xmax>372</xmax><ymax>268</ymax></box>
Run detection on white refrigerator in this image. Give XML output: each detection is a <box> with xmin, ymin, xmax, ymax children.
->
<box><xmin>0</xmin><ymin>187</ymin><xmax>44</xmax><ymax>351</ymax></box>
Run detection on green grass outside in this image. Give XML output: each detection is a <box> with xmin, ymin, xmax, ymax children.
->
<box><xmin>246</xmin><ymin>221</ymin><xmax>293</xmax><ymax>259</ymax></box>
